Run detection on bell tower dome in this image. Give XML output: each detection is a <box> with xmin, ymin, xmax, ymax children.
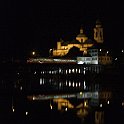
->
<box><xmin>94</xmin><ymin>19</ymin><xmax>104</xmax><ymax>43</ymax></box>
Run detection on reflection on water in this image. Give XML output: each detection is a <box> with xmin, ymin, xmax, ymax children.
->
<box><xmin>0</xmin><ymin>63</ymin><xmax>124</xmax><ymax>123</ymax></box>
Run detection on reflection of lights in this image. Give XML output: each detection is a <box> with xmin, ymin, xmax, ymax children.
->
<box><xmin>69</xmin><ymin>69</ymin><xmax>71</xmax><ymax>73</ymax></box>
<box><xmin>122</xmin><ymin>49</ymin><xmax>124</xmax><ymax>53</ymax></box>
<box><xmin>76</xmin><ymin>68</ymin><xmax>78</xmax><ymax>73</ymax></box>
<box><xmin>20</xmin><ymin>86</ymin><xmax>23</xmax><ymax>90</ymax></box>
<box><xmin>40</xmin><ymin>78</ymin><xmax>42</xmax><ymax>85</ymax></box>
<box><xmin>26</xmin><ymin>111</ymin><xmax>28</xmax><ymax>115</ymax></box>
<box><xmin>84</xmin><ymin>80</ymin><xmax>86</xmax><ymax>90</ymax></box>
<box><xmin>80</xmin><ymin>92</ymin><xmax>83</xmax><ymax>95</ymax></box>
<box><xmin>79</xmin><ymin>69</ymin><xmax>81</xmax><ymax>73</ymax></box>
<box><xmin>33</xmin><ymin>96</ymin><xmax>35</xmax><ymax>100</ymax></box>
<box><xmin>84</xmin><ymin>100</ymin><xmax>88</xmax><ymax>107</ymax></box>
<box><xmin>32</xmin><ymin>51</ymin><xmax>36</xmax><ymax>55</ymax></box>
<box><xmin>79</xmin><ymin>82</ymin><xmax>81</xmax><ymax>87</ymax></box>
<box><xmin>50</xmin><ymin>105</ymin><xmax>53</xmax><ymax>110</ymax></box>
<box><xmin>66</xmin><ymin>80</ymin><xmax>68</xmax><ymax>86</ymax></box>
<box><xmin>122</xmin><ymin>102</ymin><xmax>124</xmax><ymax>106</ymax></box>
<box><xmin>59</xmin><ymin>68</ymin><xmax>61</xmax><ymax>73</ymax></box>
<box><xmin>107</xmin><ymin>100</ymin><xmax>110</xmax><ymax>104</ymax></box>
<box><xmin>72</xmin><ymin>82</ymin><xmax>75</xmax><ymax>87</ymax></box>
<box><xmin>12</xmin><ymin>108</ymin><xmax>15</xmax><ymax>112</ymax></box>
<box><xmin>72</xmin><ymin>69</ymin><xmax>75</xmax><ymax>73</ymax></box>
<box><xmin>100</xmin><ymin>104</ymin><xmax>102</xmax><ymax>107</ymax></box>
<box><xmin>115</xmin><ymin>58</ymin><xmax>117</xmax><ymax>60</ymax></box>
<box><xmin>59</xmin><ymin>82</ymin><xmax>62</xmax><ymax>87</ymax></box>
<box><xmin>12</xmin><ymin>106</ymin><xmax>15</xmax><ymax>112</ymax></box>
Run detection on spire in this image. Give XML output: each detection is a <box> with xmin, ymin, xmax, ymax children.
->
<box><xmin>96</xmin><ymin>19</ymin><xmax>102</xmax><ymax>28</ymax></box>
<box><xmin>80</xmin><ymin>26</ymin><xmax>83</xmax><ymax>34</ymax></box>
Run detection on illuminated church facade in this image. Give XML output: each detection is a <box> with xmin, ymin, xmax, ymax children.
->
<box><xmin>52</xmin><ymin>20</ymin><xmax>103</xmax><ymax>56</ymax></box>
<box><xmin>28</xmin><ymin>20</ymin><xmax>112</xmax><ymax>65</ymax></box>
<box><xmin>50</xmin><ymin>20</ymin><xmax>112</xmax><ymax>65</ymax></box>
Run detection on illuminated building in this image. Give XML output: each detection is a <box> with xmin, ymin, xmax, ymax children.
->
<box><xmin>49</xmin><ymin>20</ymin><xmax>112</xmax><ymax>65</ymax></box>
<box><xmin>27</xmin><ymin>20</ymin><xmax>112</xmax><ymax>65</ymax></box>
<box><xmin>51</xmin><ymin>20</ymin><xmax>103</xmax><ymax>57</ymax></box>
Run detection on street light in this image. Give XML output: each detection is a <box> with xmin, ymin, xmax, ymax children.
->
<box><xmin>32</xmin><ymin>51</ymin><xmax>36</xmax><ymax>56</ymax></box>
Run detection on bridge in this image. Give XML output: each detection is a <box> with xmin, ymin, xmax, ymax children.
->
<box><xmin>27</xmin><ymin>91</ymin><xmax>99</xmax><ymax>101</ymax></box>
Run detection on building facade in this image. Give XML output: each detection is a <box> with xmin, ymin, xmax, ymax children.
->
<box><xmin>49</xmin><ymin>20</ymin><xmax>112</xmax><ymax>65</ymax></box>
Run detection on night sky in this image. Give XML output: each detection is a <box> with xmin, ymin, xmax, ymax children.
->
<box><xmin>0</xmin><ymin>0</ymin><xmax>124</xmax><ymax>59</ymax></box>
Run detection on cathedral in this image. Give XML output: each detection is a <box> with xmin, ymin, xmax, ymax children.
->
<box><xmin>52</xmin><ymin>20</ymin><xmax>103</xmax><ymax>57</ymax></box>
<box><xmin>50</xmin><ymin>20</ymin><xmax>112</xmax><ymax>65</ymax></box>
<box><xmin>28</xmin><ymin>20</ymin><xmax>112</xmax><ymax>65</ymax></box>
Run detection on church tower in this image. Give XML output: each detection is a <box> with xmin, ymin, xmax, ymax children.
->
<box><xmin>94</xmin><ymin>20</ymin><xmax>104</xmax><ymax>43</ymax></box>
<box><xmin>76</xmin><ymin>27</ymin><xmax>88</xmax><ymax>43</ymax></box>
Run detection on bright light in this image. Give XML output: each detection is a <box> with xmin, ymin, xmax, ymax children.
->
<box><xmin>79</xmin><ymin>82</ymin><xmax>81</xmax><ymax>87</ymax></box>
<box><xmin>20</xmin><ymin>86</ymin><xmax>23</xmax><ymax>90</ymax></box>
<box><xmin>77</xmin><ymin>61</ymin><xmax>84</xmax><ymax>64</ymax></box>
<box><xmin>32</xmin><ymin>51</ymin><xmax>36</xmax><ymax>55</ymax></box>
<box><xmin>69</xmin><ymin>81</ymin><xmax>71</xmax><ymax>87</ymax></box>
<box><xmin>33</xmin><ymin>96</ymin><xmax>35</xmax><ymax>100</ymax></box>
<box><xmin>12</xmin><ymin>106</ymin><xmax>15</xmax><ymax>112</ymax></box>
<box><xmin>80</xmin><ymin>92</ymin><xmax>83</xmax><ymax>95</ymax></box>
<box><xmin>107</xmin><ymin>100</ymin><xmax>110</xmax><ymax>104</ymax></box>
<box><xmin>100</xmin><ymin>104</ymin><xmax>102</xmax><ymax>107</ymax></box>
<box><xmin>122</xmin><ymin>102</ymin><xmax>124</xmax><ymax>106</ymax></box>
<box><xmin>26</xmin><ymin>111</ymin><xmax>28</xmax><ymax>115</ymax></box>
<box><xmin>72</xmin><ymin>82</ymin><xmax>75</xmax><ymax>87</ymax></box>
<box><xmin>50</xmin><ymin>105</ymin><xmax>53</xmax><ymax>110</ymax></box>
<box><xmin>84</xmin><ymin>101</ymin><xmax>88</xmax><ymax>107</ymax></box>
<box><xmin>76</xmin><ymin>83</ymin><xmax>78</xmax><ymax>87</ymax></box>
<box><xmin>65</xmin><ymin>107</ymin><xmax>68</xmax><ymax>111</ymax></box>
<box><xmin>12</xmin><ymin>108</ymin><xmax>15</xmax><ymax>112</ymax></box>
<box><xmin>84</xmin><ymin>80</ymin><xmax>86</xmax><ymax>89</ymax></box>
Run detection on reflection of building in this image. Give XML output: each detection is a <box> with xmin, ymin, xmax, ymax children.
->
<box><xmin>27</xmin><ymin>64</ymin><xmax>103</xmax><ymax>94</ymax></box>
<box><xmin>25</xmin><ymin>20</ymin><xmax>115</xmax><ymax>123</ymax></box>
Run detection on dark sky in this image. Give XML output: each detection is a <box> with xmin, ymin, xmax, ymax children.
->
<box><xmin>0</xmin><ymin>0</ymin><xmax>124</xmax><ymax>58</ymax></box>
